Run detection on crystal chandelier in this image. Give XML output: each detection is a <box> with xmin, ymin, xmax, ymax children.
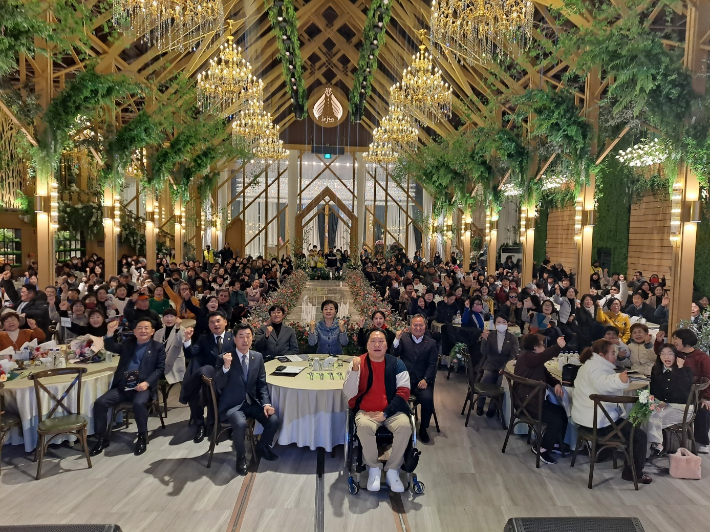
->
<box><xmin>113</xmin><ymin>0</ymin><xmax>224</xmax><ymax>53</ymax></box>
<box><xmin>373</xmin><ymin>105</ymin><xmax>419</xmax><ymax>152</ymax></box>
<box><xmin>364</xmin><ymin>140</ymin><xmax>399</xmax><ymax>167</ymax></box>
<box><xmin>390</xmin><ymin>33</ymin><xmax>452</xmax><ymax>124</ymax></box>
<box><xmin>197</xmin><ymin>37</ymin><xmax>260</xmax><ymax>117</ymax></box>
<box><xmin>253</xmin><ymin>124</ymin><xmax>288</xmax><ymax>162</ymax></box>
<box><xmin>430</xmin><ymin>0</ymin><xmax>534</xmax><ymax>65</ymax></box>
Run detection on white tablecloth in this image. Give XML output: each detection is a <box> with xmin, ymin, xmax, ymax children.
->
<box><xmin>263</xmin><ymin>357</ymin><xmax>348</xmax><ymax>452</ymax></box>
<box><xmin>3</xmin><ymin>361</ymin><xmax>117</xmax><ymax>452</ymax></box>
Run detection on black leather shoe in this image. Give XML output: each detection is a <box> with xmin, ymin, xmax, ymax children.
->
<box><xmin>418</xmin><ymin>427</ymin><xmax>430</xmax><ymax>444</ymax></box>
<box><xmin>236</xmin><ymin>454</ymin><xmax>249</xmax><ymax>475</ymax></box>
<box><xmin>90</xmin><ymin>437</ymin><xmax>110</xmax><ymax>456</ymax></box>
<box><xmin>257</xmin><ymin>446</ymin><xmax>279</xmax><ymax>461</ymax></box>
<box><xmin>193</xmin><ymin>423</ymin><xmax>207</xmax><ymax>444</ymax></box>
<box><xmin>134</xmin><ymin>434</ymin><xmax>147</xmax><ymax>456</ymax></box>
<box><xmin>475</xmin><ymin>407</ymin><xmax>484</xmax><ymax>416</ymax></box>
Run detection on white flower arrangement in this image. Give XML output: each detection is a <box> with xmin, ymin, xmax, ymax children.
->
<box><xmin>638</xmin><ymin>389</ymin><xmax>650</xmax><ymax>405</ymax></box>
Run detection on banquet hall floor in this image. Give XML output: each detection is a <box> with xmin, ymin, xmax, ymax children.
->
<box><xmin>2</xmin><ymin>368</ymin><xmax>710</xmax><ymax>532</ymax></box>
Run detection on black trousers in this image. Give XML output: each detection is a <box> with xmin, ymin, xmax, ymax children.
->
<box><xmin>410</xmin><ymin>386</ymin><xmax>434</xmax><ymax>429</ymax></box>
<box><xmin>181</xmin><ymin>364</ymin><xmax>215</xmax><ymax>424</ymax></box>
<box><xmin>223</xmin><ymin>402</ymin><xmax>280</xmax><ymax>456</ymax></box>
<box><xmin>540</xmin><ymin>400</ymin><xmax>568</xmax><ymax>450</ymax></box>
<box><xmin>93</xmin><ymin>388</ymin><xmax>151</xmax><ymax>437</ymax></box>
<box><xmin>694</xmin><ymin>406</ymin><xmax>710</xmax><ymax>446</ymax></box>
<box><xmin>591</xmin><ymin>423</ymin><xmax>647</xmax><ymax>478</ymax></box>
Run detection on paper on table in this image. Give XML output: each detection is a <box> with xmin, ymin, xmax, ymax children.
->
<box><xmin>20</xmin><ymin>339</ymin><xmax>38</xmax><ymax>350</ymax></box>
<box><xmin>0</xmin><ymin>346</ymin><xmax>14</xmax><ymax>357</ymax></box>
<box><xmin>89</xmin><ymin>335</ymin><xmax>104</xmax><ymax>353</ymax></box>
<box><xmin>38</xmin><ymin>340</ymin><xmax>58</xmax><ymax>351</ymax></box>
<box><xmin>284</xmin><ymin>355</ymin><xmax>303</xmax><ymax>363</ymax></box>
<box><xmin>276</xmin><ymin>366</ymin><xmax>305</xmax><ymax>375</ymax></box>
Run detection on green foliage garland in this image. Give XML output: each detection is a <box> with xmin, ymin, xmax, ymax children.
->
<box><xmin>57</xmin><ymin>201</ymin><xmax>104</xmax><ymax>239</ymax></box>
<box><xmin>120</xmin><ymin>219</ymin><xmax>146</xmax><ymax>256</ymax></box>
<box><xmin>0</xmin><ymin>0</ymin><xmax>89</xmax><ymax>77</ymax></box>
<box><xmin>533</xmin><ymin>207</ymin><xmax>548</xmax><ymax>264</ymax></box>
<box><xmin>266</xmin><ymin>0</ymin><xmax>307</xmax><ymax>118</ymax></box>
<box><xmin>694</xmin><ymin>201</ymin><xmax>710</xmax><ymax>300</ymax></box>
<box><xmin>348</xmin><ymin>0</ymin><xmax>392</xmax><ymax>121</ymax></box>
<box><xmin>42</xmin><ymin>69</ymin><xmax>140</xmax><ymax>164</ymax></box>
<box><xmin>511</xmin><ymin>88</ymin><xmax>590</xmax><ymax>182</ymax></box>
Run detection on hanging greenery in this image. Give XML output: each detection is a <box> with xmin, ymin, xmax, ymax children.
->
<box><xmin>266</xmin><ymin>0</ymin><xmax>307</xmax><ymax>118</ymax></box>
<box><xmin>533</xmin><ymin>206</ymin><xmax>548</xmax><ymax>264</ymax></box>
<box><xmin>57</xmin><ymin>201</ymin><xmax>104</xmax><ymax>239</ymax></box>
<box><xmin>0</xmin><ymin>0</ymin><xmax>90</xmax><ymax>78</ymax></box>
<box><xmin>348</xmin><ymin>0</ymin><xmax>392</xmax><ymax>121</ymax></box>
<box><xmin>42</xmin><ymin>68</ymin><xmax>141</xmax><ymax>164</ymax></box>
<box><xmin>120</xmin><ymin>218</ymin><xmax>146</xmax><ymax>255</ymax></box>
<box><xmin>510</xmin><ymin>88</ymin><xmax>590</xmax><ymax>184</ymax></box>
<box><xmin>100</xmin><ymin>110</ymin><xmax>162</xmax><ymax>190</ymax></box>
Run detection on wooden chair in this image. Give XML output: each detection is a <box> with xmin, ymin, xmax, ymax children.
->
<box><xmin>462</xmin><ymin>356</ymin><xmax>506</xmax><ymax>429</ymax></box>
<box><xmin>28</xmin><ymin>367</ymin><xmax>92</xmax><ymax>480</ymax></box>
<box><xmin>0</xmin><ymin>382</ymin><xmax>21</xmax><ymax>474</ymax></box>
<box><xmin>201</xmin><ymin>375</ymin><xmax>256</xmax><ymax>469</ymax></box>
<box><xmin>501</xmin><ymin>371</ymin><xmax>554</xmax><ymax>468</ymax></box>
<box><xmin>409</xmin><ymin>390</ymin><xmax>440</xmax><ymax>434</ymax></box>
<box><xmin>570</xmin><ymin>394</ymin><xmax>640</xmax><ymax>490</ymax></box>
<box><xmin>664</xmin><ymin>377</ymin><xmax>710</xmax><ymax>453</ymax></box>
<box><xmin>108</xmin><ymin>393</ymin><xmax>166</xmax><ymax>442</ymax></box>
<box><xmin>158</xmin><ymin>378</ymin><xmax>180</xmax><ymax>417</ymax></box>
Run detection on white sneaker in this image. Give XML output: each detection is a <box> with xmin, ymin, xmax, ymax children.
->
<box><xmin>367</xmin><ymin>467</ymin><xmax>381</xmax><ymax>491</ymax></box>
<box><xmin>386</xmin><ymin>469</ymin><xmax>405</xmax><ymax>493</ymax></box>
<box><xmin>697</xmin><ymin>445</ymin><xmax>709</xmax><ymax>454</ymax></box>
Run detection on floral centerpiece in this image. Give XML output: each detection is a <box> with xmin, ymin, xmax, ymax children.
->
<box><xmin>69</xmin><ymin>336</ymin><xmax>106</xmax><ymax>364</ymax></box>
<box><xmin>343</xmin><ymin>267</ymin><xmax>406</xmax><ymax>332</ymax></box>
<box><xmin>628</xmin><ymin>389</ymin><xmax>664</xmax><ymax>427</ymax></box>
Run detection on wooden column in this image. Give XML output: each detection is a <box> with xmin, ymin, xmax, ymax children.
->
<box><xmin>174</xmin><ymin>198</ymin><xmax>184</xmax><ymax>262</ymax></box>
<box><xmin>488</xmin><ymin>207</ymin><xmax>498</xmax><ymax>273</ymax></box>
<box><xmin>145</xmin><ymin>188</ymin><xmax>157</xmax><ymax>263</ymax></box>
<box><xmin>576</xmin><ymin>69</ymin><xmax>601</xmax><ymax>294</ymax></box>
<box><xmin>288</xmin><ymin>150</ymin><xmax>299</xmax><ymax>252</ymax></box>
<box><xmin>102</xmin><ymin>187</ymin><xmax>118</xmax><ymax>278</ymax></box>
<box><xmin>669</xmin><ymin>1</ymin><xmax>709</xmax><ymax>327</ymax></box>
<box><xmin>521</xmin><ymin>205</ymin><xmax>535</xmax><ymax>285</ymax></box>
<box><xmin>462</xmin><ymin>211</ymin><xmax>471</xmax><ymax>273</ymax></box>
<box><xmin>355</xmin><ymin>152</ymin><xmax>365</xmax><ymax>250</ymax></box>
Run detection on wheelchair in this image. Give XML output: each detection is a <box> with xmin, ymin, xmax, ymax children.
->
<box><xmin>344</xmin><ymin>406</ymin><xmax>425</xmax><ymax>495</ymax></box>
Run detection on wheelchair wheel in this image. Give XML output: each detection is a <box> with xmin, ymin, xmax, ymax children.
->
<box><xmin>348</xmin><ymin>476</ymin><xmax>360</xmax><ymax>495</ymax></box>
<box><xmin>412</xmin><ymin>480</ymin><xmax>425</xmax><ymax>495</ymax></box>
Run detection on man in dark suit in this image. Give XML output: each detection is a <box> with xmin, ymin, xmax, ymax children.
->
<box><xmin>252</xmin><ymin>305</ymin><xmax>299</xmax><ymax>362</ymax></box>
<box><xmin>624</xmin><ymin>292</ymin><xmax>657</xmax><ymax>323</ymax></box>
<box><xmin>1</xmin><ymin>270</ymin><xmax>50</xmax><ymax>336</ymax></box>
<box><xmin>90</xmin><ymin>318</ymin><xmax>166</xmax><ymax>456</ymax></box>
<box><xmin>214</xmin><ymin>323</ymin><xmax>279</xmax><ymax>474</ymax></box>
<box><xmin>180</xmin><ymin>310</ymin><xmax>234</xmax><ymax>443</ymax></box>
<box><xmin>392</xmin><ymin>314</ymin><xmax>438</xmax><ymax>444</ymax></box>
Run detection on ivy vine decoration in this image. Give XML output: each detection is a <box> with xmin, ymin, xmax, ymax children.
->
<box><xmin>348</xmin><ymin>0</ymin><xmax>392</xmax><ymax>121</ymax></box>
<box><xmin>120</xmin><ymin>218</ymin><xmax>146</xmax><ymax>255</ymax></box>
<box><xmin>100</xmin><ymin>110</ymin><xmax>162</xmax><ymax>191</ymax></box>
<box><xmin>42</xmin><ymin>68</ymin><xmax>141</xmax><ymax>166</ymax></box>
<box><xmin>57</xmin><ymin>201</ymin><xmax>104</xmax><ymax>239</ymax></box>
<box><xmin>0</xmin><ymin>0</ymin><xmax>90</xmax><ymax>78</ymax></box>
<box><xmin>266</xmin><ymin>0</ymin><xmax>307</xmax><ymax>118</ymax></box>
<box><xmin>510</xmin><ymin>88</ymin><xmax>590</xmax><ymax>185</ymax></box>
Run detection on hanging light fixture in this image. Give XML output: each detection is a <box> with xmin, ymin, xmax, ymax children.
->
<box><xmin>373</xmin><ymin>104</ymin><xmax>419</xmax><ymax>153</ymax></box>
<box><xmin>364</xmin><ymin>140</ymin><xmax>399</xmax><ymax>167</ymax></box>
<box><xmin>253</xmin><ymin>124</ymin><xmax>288</xmax><ymax>162</ymax></box>
<box><xmin>430</xmin><ymin>0</ymin><xmax>534</xmax><ymax>65</ymax></box>
<box><xmin>113</xmin><ymin>0</ymin><xmax>224</xmax><ymax>53</ymax></box>
<box><xmin>197</xmin><ymin>37</ymin><xmax>260</xmax><ymax>117</ymax></box>
<box><xmin>390</xmin><ymin>30</ymin><xmax>452</xmax><ymax>124</ymax></box>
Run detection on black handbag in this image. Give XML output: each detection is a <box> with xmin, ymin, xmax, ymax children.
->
<box><xmin>401</xmin><ymin>444</ymin><xmax>421</xmax><ymax>473</ymax></box>
<box><xmin>561</xmin><ymin>364</ymin><xmax>580</xmax><ymax>387</ymax></box>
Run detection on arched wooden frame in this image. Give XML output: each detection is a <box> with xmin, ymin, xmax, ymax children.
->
<box><xmin>295</xmin><ymin>186</ymin><xmax>358</xmax><ymax>252</ymax></box>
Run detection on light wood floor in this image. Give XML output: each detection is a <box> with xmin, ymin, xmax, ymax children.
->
<box><xmin>3</xmin><ymin>368</ymin><xmax>710</xmax><ymax>532</ymax></box>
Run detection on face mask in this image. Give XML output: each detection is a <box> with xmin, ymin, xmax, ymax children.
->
<box><xmin>496</xmin><ymin>323</ymin><xmax>508</xmax><ymax>333</ymax></box>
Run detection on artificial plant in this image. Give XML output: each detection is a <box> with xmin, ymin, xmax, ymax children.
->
<box><xmin>265</xmin><ymin>0</ymin><xmax>307</xmax><ymax>118</ymax></box>
<box><xmin>348</xmin><ymin>0</ymin><xmax>393</xmax><ymax>121</ymax></box>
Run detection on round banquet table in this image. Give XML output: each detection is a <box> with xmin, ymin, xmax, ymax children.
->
<box><xmin>2</xmin><ymin>359</ymin><xmax>119</xmax><ymax>452</ymax></box>
<box><xmin>500</xmin><ymin>358</ymin><xmax>649</xmax><ymax>444</ymax></box>
<box><xmin>264</xmin><ymin>356</ymin><xmax>348</xmax><ymax>452</ymax></box>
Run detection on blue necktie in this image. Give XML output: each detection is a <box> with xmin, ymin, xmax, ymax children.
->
<box><xmin>241</xmin><ymin>354</ymin><xmax>248</xmax><ymax>382</ymax></box>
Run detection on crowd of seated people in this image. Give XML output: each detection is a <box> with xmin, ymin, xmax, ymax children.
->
<box><xmin>0</xmin><ymin>245</ymin><xmax>708</xmax><ymax>491</ymax></box>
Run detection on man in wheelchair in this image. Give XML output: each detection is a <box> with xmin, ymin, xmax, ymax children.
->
<box><xmin>343</xmin><ymin>329</ymin><xmax>412</xmax><ymax>492</ymax></box>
